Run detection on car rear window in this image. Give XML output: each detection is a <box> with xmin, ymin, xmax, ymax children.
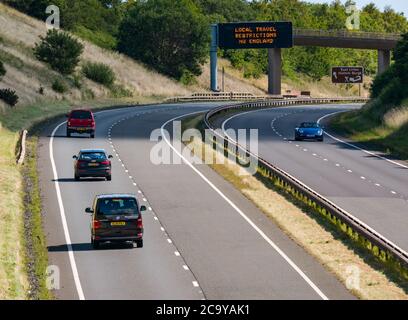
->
<box><xmin>301</xmin><ymin>123</ymin><xmax>319</xmax><ymax>128</ymax></box>
<box><xmin>80</xmin><ymin>152</ymin><xmax>106</xmax><ymax>161</ymax></box>
<box><xmin>70</xmin><ymin>110</ymin><xmax>92</xmax><ymax>119</ymax></box>
<box><xmin>97</xmin><ymin>198</ymin><xmax>139</xmax><ymax>216</ymax></box>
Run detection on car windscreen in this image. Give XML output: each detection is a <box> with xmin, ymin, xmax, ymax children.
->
<box><xmin>300</xmin><ymin>123</ymin><xmax>319</xmax><ymax>128</ymax></box>
<box><xmin>97</xmin><ymin>198</ymin><xmax>139</xmax><ymax>216</ymax></box>
<box><xmin>79</xmin><ymin>152</ymin><xmax>106</xmax><ymax>161</ymax></box>
<box><xmin>71</xmin><ymin>111</ymin><xmax>92</xmax><ymax>119</ymax></box>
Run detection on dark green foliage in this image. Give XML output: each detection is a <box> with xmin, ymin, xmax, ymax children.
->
<box><xmin>371</xmin><ymin>33</ymin><xmax>408</xmax><ymax>105</ymax></box>
<box><xmin>118</xmin><ymin>0</ymin><xmax>209</xmax><ymax>79</ymax></box>
<box><xmin>82</xmin><ymin>62</ymin><xmax>116</xmax><ymax>87</ymax></box>
<box><xmin>51</xmin><ymin>79</ymin><xmax>67</xmax><ymax>93</ymax></box>
<box><xmin>0</xmin><ymin>88</ymin><xmax>19</xmax><ymax>106</ymax></box>
<box><xmin>0</xmin><ymin>60</ymin><xmax>6</xmax><ymax>79</ymax></box>
<box><xmin>34</xmin><ymin>29</ymin><xmax>84</xmax><ymax>75</ymax></box>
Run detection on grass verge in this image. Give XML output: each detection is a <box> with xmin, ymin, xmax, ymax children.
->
<box><xmin>182</xmin><ymin>114</ymin><xmax>408</xmax><ymax>300</ymax></box>
<box><xmin>330</xmin><ymin>100</ymin><xmax>408</xmax><ymax>161</ymax></box>
<box><xmin>21</xmin><ymin>137</ymin><xmax>52</xmax><ymax>299</ymax></box>
<box><xmin>0</xmin><ymin>125</ymin><xmax>27</xmax><ymax>299</ymax></box>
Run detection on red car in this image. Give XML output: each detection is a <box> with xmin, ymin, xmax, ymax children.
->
<box><xmin>66</xmin><ymin>109</ymin><xmax>95</xmax><ymax>138</ymax></box>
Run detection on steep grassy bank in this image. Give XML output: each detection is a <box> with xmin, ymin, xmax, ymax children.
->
<box><xmin>331</xmin><ymin>99</ymin><xmax>408</xmax><ymax>160</ymax></box>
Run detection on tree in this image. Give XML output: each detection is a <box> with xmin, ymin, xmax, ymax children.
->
<box><xmin>34</xmin><ymin>29</ymin><xmax>84</xmax><ymax>75</ymax></box>
<box><xmin>118</xmin><ymin>0</ymin><xmax>209</xmax><ymax>79</ymax></box>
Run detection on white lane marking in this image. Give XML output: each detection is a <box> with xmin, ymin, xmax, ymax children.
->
<box><xmin>167</xmin><ymin>239</ymin><xmax>172</xmax><ymax>244</ymax></box>
<box><xmin>175</xmin><ymin>251</ymin><xmax>181</xmax><ymax>257</ymax></box>
<box><xmin>162</xmin><ymin>112</ymin><xmax>329</xmax><ymax>301</ymax></box>
<box><xmin>348</xmin><ymin>170</ymin><xmax>353</xmax><ymax>173</ymax></box>
<box><xmin>361</xmin><ymin>176</ymin><xmax>366</xmax><ymax>180</ymax></box>
<box><xmin>318</xmin><ymin>112</ymin><xmax>408</xmax><ymax>169</ymax></box>
<box><xmin>391</xmin><ymin>191</ymin><xmax>397</xmax><ymax>195</ymax></box>
<box><xmin>192</xmin><ymin>281</ymin><xmax>199</xmax><ymax>288</ymax></box>
<box><xmin>375</xmin><ymin>183</ymin><xmax>381</xmax><ymax>187</ymax></box>
<box><xmin>161</xmin><ymin>227</ymin><xmax>165</xmax><ymax>232</ymax></box>
<box><xmin>50</xmin><ymin>121</ymin><xmax>85</xmax><ymax>300</ymax></box>
<box><xmin>183</xmin><ymin>265</ymin><xmax>189</xmax><ymax>271</ymax></box>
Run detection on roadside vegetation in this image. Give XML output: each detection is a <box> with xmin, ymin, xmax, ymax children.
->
<box><xmin>331</xmin><ymin>33</ymin><xmax>408</xmax><ymax>160</ymax></box>
<box><xmin>3</xmin><ymin>0</ymin><xmax>407</xmax><ymax>91</ymax></box>
<box><xmin>182</xmin><ymin>114</ymin><xmax>408</xmax><ymax>300</ymax></box>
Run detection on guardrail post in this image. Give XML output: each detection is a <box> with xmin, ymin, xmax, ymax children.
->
<box><xmin>210</xmin><ymin>24</ymin><xmax>219</xmax><ymax>92</ymax></box>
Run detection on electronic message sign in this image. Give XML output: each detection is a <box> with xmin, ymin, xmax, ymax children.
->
<box><xmin>332</xmin><ymin>67</ymin><xmax>364</xmax><ymax>84</ymax></box>
<box><xmin>218</xmin><ymin>22</ymin><xmax>293</xmax><ymax>49</ymax></box>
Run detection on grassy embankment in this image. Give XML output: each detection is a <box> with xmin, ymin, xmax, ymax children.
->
<box><xmin>331</xmin><ymin>98</ymin><xmax>408</xmax><ymax>161</ymax></box>
<box><xmin>182</xmin><ymin>114</ymin><xmax>408</xmax><ymax>300</ymax></box>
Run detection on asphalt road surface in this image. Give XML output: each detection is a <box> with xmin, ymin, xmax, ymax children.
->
<box><xmin>38</xmin><ymin>103</ymin><xmax>353</xmax><ymax>300</ymax></box>
<box><xmin>222</xmin><ymin>104</ymin><xmax>408</xmax><ymax>255</ymax></box>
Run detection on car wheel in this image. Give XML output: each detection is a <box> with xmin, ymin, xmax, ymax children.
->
<box><xmin>74</xmin><ymin>174</ymin><xmax>80</xmax><ymax>181</ymax></box>
<box><xmin>136</xmin><ymin>240</ymin><xmax>143</xmax><ymax>248</ymax></box>
<box><xmin>106</xmin><ymin>175</ymin><xmax>112</xmax><ymax>181</ymax></box>
<box><xmin>90</xmin><ymin>132</ymin><xmax>95</xmax><ymax>139</ymax></box>
<box><xmin>319</xmin><ymin>137</ymin><xmax>324</xmax><ymax>142</ymax></box>
<box><xmin>92</xmin><ymin>240</ymin><xmax>100</xmax><ymax>249</ymax></box>
<box><xmin>67</xmin><ymin>130</ymin><xmax>71</xmax><ymax>137</ymax></box>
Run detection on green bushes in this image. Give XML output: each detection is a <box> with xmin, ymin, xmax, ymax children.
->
<box><xmin>0</xmin><ymin>88</ymin><xmax>19</xmax><ymax>106</ymax></box>
<box><xmin>34</xmin><ymin>29</ymin><xmax>84</xmax><ymax>75</ymax></box>
<box><xmin>52</xmin><ymin>79</ymin><xmax>67</xmax><ymax>93</ymax></box>
<box><xmin>82</xmin><ymin>62</ymin><xmax>115</xmax><ymax>87</ymax></box>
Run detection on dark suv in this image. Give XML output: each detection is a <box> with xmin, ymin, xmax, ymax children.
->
<box><xmin>86</xmin><ymin>195</ymin><xmax>146</xmax><ymax>249</ymax></box>
<box><xmin>67</xmin><ymin>109</ymin><xmax>95</xmax><ymax>138</ymax></box>
<box><xmin>73</xmin><ymin>149</ymin><xmax>113</xmax><ymax>181</ymax></box>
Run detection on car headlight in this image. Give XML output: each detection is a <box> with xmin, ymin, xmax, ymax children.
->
<box><xmin>318</xmin><ymin>130</ymin><xmax>323</xmax><ymax>135</ymax></box>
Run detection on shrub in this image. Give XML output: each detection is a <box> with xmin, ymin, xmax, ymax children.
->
<box><xmin>0</xmin><ymin>61</ymin><xmax>6</xmax><ymax>79</ymax></box>
<box><xmin>52</xmin><ymin>79</ymin><xmax>68</xmax><ymax>93</ymax></box>
<box><xmin>82</xmin><ymin>62</ymin><xmax>115</xmax><ymax>87</ymax></box>
<box><xmin>0</xmin><ymin>88</ymin><xmax>19</xmax><ymax>106</ymax></box>
<box><xmin>34</xmin><ymin>29</ymin><xmax>84</xmax><ymax>75</ymax></box>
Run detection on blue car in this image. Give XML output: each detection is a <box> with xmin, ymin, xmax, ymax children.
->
<box><xmin>295</xmin><ymin>122</ymin><xmax>324</xmax><ymax>141</ymax></box>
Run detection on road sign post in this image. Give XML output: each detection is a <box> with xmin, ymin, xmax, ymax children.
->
<box><xmin>210</xmin><ymin>24</ymin><xmax>218</xmax><ymax>92</ymax></box>
<box><xmin>213</xmin><ymin>22</ymin><xmax>293</xmax><ymax>95</ymax></box>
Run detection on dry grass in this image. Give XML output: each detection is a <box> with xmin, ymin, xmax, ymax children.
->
<box><xmin>0</xmin><ymin>125</ymin><xmax>28</xmax><ymax>299</ymax></box>
<box><xmin>184</xmin><ymin>122</ymin><xmax>408</xmax><ymax>300</ymax></box>
<box><xmin>0</xmin><ymin>3</ymin><xmax>191</xmax><ymax>107</ymax></box>
<box><xmin>383</xmin><ymin>106</ymin><xmax>408</xmax><ymax>129</ymax></box>
<box><xmin>196</xmin><ymin>57</ymin><xmax>371</xmax><ymax>98</ymax></box>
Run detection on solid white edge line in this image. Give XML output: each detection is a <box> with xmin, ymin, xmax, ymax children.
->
<box><xmin>317</xmin><ymin>112</ymin><xmax>408</xmax><ymax>169</ymax></box>
<box><xmin>161</xmin><ymin>111</ymin><xmax>329</xmax><ymax>301</ymax></box>
<box><xmin>50</xmin><ymin>121</ymin><xmax>85</xmax><ymax>300</ymax></box>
